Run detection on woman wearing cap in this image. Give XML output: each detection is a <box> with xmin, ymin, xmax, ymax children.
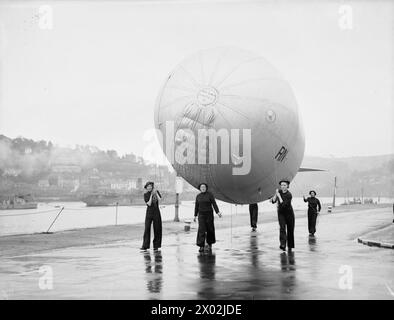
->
<box><xmin>193</xmin><ymin>183</ymin><xmax>222</xmax><ymax>253</ymax></box>
<box><xmin>141</xmin><ymin>181</ymin><xmax>162</xmax><ymax>251</ymax></box>
<box><xmin>271</xmin><ymin>180</ymin><xmax>295</xmax><ymax>252</ymax></box>
<box><xmin>303</xmin><ymin>190</ymin><xmax>321</xmax><ymax>237</ymax></box>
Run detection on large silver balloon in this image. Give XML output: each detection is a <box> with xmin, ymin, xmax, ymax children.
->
<box><xmin>154</xmin><ymin>47</ymin><xmax>304</xmax><ymax>204</ymax></box>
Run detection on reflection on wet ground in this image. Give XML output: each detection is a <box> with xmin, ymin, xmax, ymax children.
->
<box><xmin>0</xmin><ymin>207</ymin><xmax>393</xmax><ymax>299</ymax></box>
<box><xmin>308</xmin><ymin>235</ymin><xmax>317</xmax><ymax>251</ymax></box>
<box><xmin>197</xmin><ymin>253</ymin><xmax>216</xmax><ymax>299</ymax></box>
<box><xmin>279</xmin><ymin>251</ymin><xmax>296</xmax><ymax>295</ymax></box>
<box><xmin>143</xmin><ymin>251</ymin><xmax>163</xmax><ymax>294</ymax></box>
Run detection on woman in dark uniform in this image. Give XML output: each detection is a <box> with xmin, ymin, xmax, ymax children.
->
<box><xmin>303</xmin><ymin>190</ymin><xmax>321</xmax><ymax>237</ymax></box>
<box><xmin>141</xmin><ymin>181</ymin><xmax>162</xmax><ymax>251</ymax></box>
<box><xmin>193</xmin><ymin>183</ymin><xmax>222</xmax><ymax>253</ymax></box>
<box><xmin>271</xmin><ymin>180</ymin><xmax>295</xmax><ymax>252</ymax></box>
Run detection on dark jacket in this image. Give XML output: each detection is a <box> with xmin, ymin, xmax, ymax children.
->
<box><xmin>144</xmin><ymin>190</ymin><xmax>162</xmax><ymax>214</ymax></box>
<box><xmin>304</xmin><ymin>196</ymin><xmax>321</xmax><ymax>214</ymax></box>
<box><xmin>194</xmin><ymin>191</ymin><xmax>219</xmax><ymax>216</ymax></box>
<box><xmin>271</xmin><ymin>190</ymin><xmax>294</xmax><ymax>214</ymax></box>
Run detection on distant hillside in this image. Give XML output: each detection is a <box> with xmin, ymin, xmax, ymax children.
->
<box><xmin>293</xmin><ymin>155</ymin><xmax>394</xmax><ymax>197</ymax></box>
<box><xmin>302</xmin><ymin>154</ymin><xmax>394</xmax><ymax>172</ymax></box>
<box><xmin>0</xmin><ymin>134</ymin><xmax>160</xmax><ymax>179</ymax></box>
<box><xmin>0</xmin><ymin>135</ymin><xmax>177</xmax><ymax>198</ymax></box>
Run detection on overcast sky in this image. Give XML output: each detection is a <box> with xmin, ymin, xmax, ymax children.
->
<box><xmin>0</xmin><ymin>0</ymin><xmax>392</xmax><ymax>162</ymax></box>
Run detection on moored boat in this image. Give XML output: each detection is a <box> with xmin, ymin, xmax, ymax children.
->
<box><xmin>0</xmin><ymin>194</ymin><xmax>38</xmax><ymax>210</ymax></box>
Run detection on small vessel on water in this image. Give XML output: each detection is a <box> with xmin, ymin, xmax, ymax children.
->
<box><xmin>81</xmin><ymin>190</ymin><xmax>176</xmax><ymax>207</ymax></box>
<box><xmin>0</xmin><ymin>194</ymin><xmax>38</xmax><ymax>210</ymax></box>
<box><xmin>81</xmin><ymin>192</ymin><xmax>134</xmax><ymax>207</ymax></box>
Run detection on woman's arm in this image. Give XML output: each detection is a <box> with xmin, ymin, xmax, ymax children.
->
<box><xmin>156</xmin><ymin>190</ymin><xmax>162</xmax><ymax>200</ymax></box>
<box><xmin>144</xmin><ymin>192</ymin><xmax>153</xmax><ymax>206</ymax></box>
<box><xmin>194</xmin><ymin>196</ymin><xmax>199</xmax><ymax>217</ymax></box>
<box><xmin>276</xmin><ymin>189</ymin><xmax>283</xmax><ymax>204</ymax></box>
<box><xmin>317</xmin><ymin>199</ymin><xmax>321</xmax><ymax>212</ymax></box>
<box><xmin>210</xmin><ymin>193</ymin><xmax>220</xmax><ymax>214</ymax></box>
<box><xmin>271</xmin><ymin>194</ymin><xmax>277</xmax><ymax>203</ymax></box>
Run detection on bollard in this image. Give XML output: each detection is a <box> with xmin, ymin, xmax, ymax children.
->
<box><xmin>184</xmin><ymin>219</ymin><xmax>191</xmax><ymax>232</ymax></box>
<box><xmin>328</xmin><ymin>205</ymin><xmax>332</xmax><ymax>213</ymax></box>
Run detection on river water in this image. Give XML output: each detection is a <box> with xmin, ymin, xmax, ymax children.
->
<box><xmin>0</xmin><ymin>197</ymin><xmax>392</xmax><ymax>236</ymax></box>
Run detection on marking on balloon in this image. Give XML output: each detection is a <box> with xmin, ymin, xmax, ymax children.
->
<box><xmin>265</xmin><ymin>110</ymin><xmax>276</xmax><ymax>123</ymax></box>
<box><xmin>182</xmin><ymin>103</ymin><xmax>214</xmax><ymax>129</ymax></box>
<box><xmin>190</xmin><ymin>108</ymin><xmax>204</xmax><ymax>131</ymax></box>
<box><xmin>203</xmin><ymin>108</ymin><xmax>216</xmax><ymax>126</ymax></box>
<box><xmin>275</xmin><ymin>146</ymin><xmax>288</xmax><ymax>162</ymax></box>
<box><xmin>197</xmin><ymin>86</ymin><xmax>218</xmax><ymax>106</ymax></box>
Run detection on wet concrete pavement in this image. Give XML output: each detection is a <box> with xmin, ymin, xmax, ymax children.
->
<box><xmin>1</xmin><ymin>207</ymin><xmax>393</xmax><ymax>299</ymax></box>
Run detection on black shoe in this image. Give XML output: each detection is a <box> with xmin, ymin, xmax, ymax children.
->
<box><xmin>207</xmin><ymin>245</ymin><xmax>212</xmax><ymax>251</ymax></box>
<box><xmin>153</xmin><ymin>248</ymin><xmax>160</xmax><ymax>252</ymax></box>
<box><xmin>279</xmin><ymin>245</ymin><xmax>286</xmax><ymax>251</ymax></box>
<box><xmin>252</xmin><ymin>228</ymin><xmax>256</xmax><ymax>232</ymax></box>
<box><xmin>140</xmin><ymin>247</ymin><xmax>148</xmax><ymax>251</ymax></box>
<box><xmin>199</xmin><ymin>246</ymin><xmax>204</xmax><ymax>253</ymax></box>
<box><xmin>288</xmin><ymin>248</ymin><xmax>293</xmax><ymax>252</ymax></box>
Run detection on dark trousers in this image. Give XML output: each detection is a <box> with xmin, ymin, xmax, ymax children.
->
<box><xmin>308</xmin><ymin>210</ymin><xmax>317</xmax><ymax>234</ymax></box>
<box><xmin>278</xmin><ymin>211</ymin><xmax>295</xmax><ymax>249</ymax></box>
<box><xmin>196</xmin><ymin>212</ymin><xmax>216</xmax><ymax>247</ymax></box>
<box><xmin>249</xmin><ymin>206</ymin><xmax>258</xmax><ymax>228</ymax></box>
<box><xmin>142</xmin><ymin>212</ymin><xmax>162</xmax><ymax>249</ymax></box>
